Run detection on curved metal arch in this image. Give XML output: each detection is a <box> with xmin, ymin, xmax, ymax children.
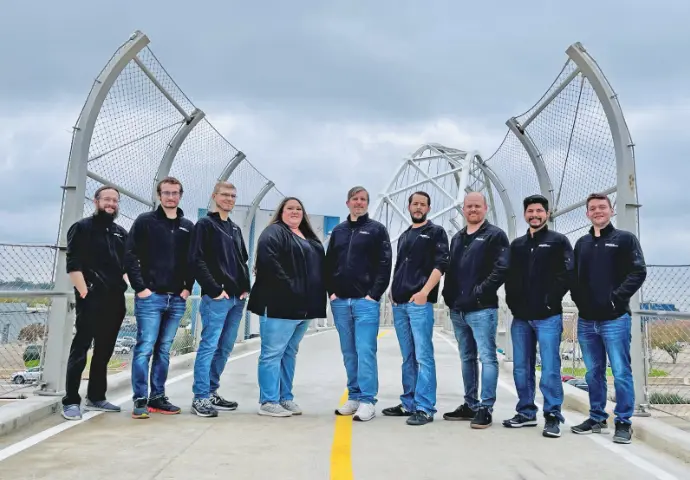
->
<box><xmin>207</xmin><ymin>151</ymin><xmax>246</xmax><ymax>210</ymax></box>
<box><xmin>243</xmin><ymin>181</ymin><xmax>275</xmax><ymax>241</ymax></box>
<box><xmin>42</xmin><ymin>31</ymin><xmax>150</xmax><ymax>395</ymax></box>
<box><xmin>152</xmin><ymin>108</ymin><xmax>205</xmax><ymax>206</ymax></box>
<box><xmin>472</xmin><ymin>153</ymin><xmax>517</xmax><ymax>241</ymax></box>
<box><xmin>506</xmin><ymin>117</ymin><xmax>555</xmax><ymax>211</ymax></box>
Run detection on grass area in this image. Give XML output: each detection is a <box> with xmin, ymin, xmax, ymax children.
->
<box><xmin>535</xmin><ymin>366</ymin><xmax>669</xmax><ymax>378</ymax></box>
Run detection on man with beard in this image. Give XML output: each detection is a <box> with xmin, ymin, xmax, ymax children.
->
<box><xmin>502</xmin><ymin>195</ymin><xmax>573</xmax><ymax>438</ymax></box>
<box><xmin>125</xmin><ymin>177</ymin><xmax>194</xmax><ymax>419</ymax></box>
<box><xmin>61</xmin><ymin>186</ymin><xmax>129</xmax><ymax>421</ymax></box>
<box><xmin>326</xmin><ymin>186</ymin><xmax>392</xmax><ymax>422</ymax></box>
<box><xmin>442</xmin><ymin>191</ymin><xmax>509</xmax><ymax>429</ymax></box>
<box><xmin>188</xmin><ymin>181</ymin><xmax>250</xmax><ymax>418</ymax></box>
<box><xmin>569</xmin><ymin>193</ymin><xmax>646</xmax><ymax>444</ymax></box>
<box><xmin>382</xmin><ymin>191</ymin><xmax>449</xmax><ymax>426</ymax></box>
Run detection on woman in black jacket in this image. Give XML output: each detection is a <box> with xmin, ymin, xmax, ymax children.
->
<box><xmin>248</xmin><ymin>196</ymin><xmax>327</xmax><ymax>417</ymax></box>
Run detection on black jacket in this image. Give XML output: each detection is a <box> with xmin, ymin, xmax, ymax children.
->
<box><xmin>188</xmin><ymin>212</ymin><xmax>250</xmax><ymax>299</ymax></box>
<box><xmin>124</xmin><ymin>206</ymin><xmax>195</xmax><ymax>295</ymax></box>
<box><xmin>505</xmin><ymin>226</ymin><xmax>574</xmax><ymax>320</ymax></box>
<box><xmin>572</xmin><ymin>223</ymin><xmax>647</xmax><ymax>321</ymax></box>
<box><xmin>324</xmin><ymin>213</ymin><xmax>392</xmax><ymax>301</ymax></box>
<box><xmin>65</xmin><ymin>213</ymin><xmax>128</xmax><ymax>294</ymax></box>
<box><xmin>442</xmin><ymin>221</ymin><xmax>510</xmax><ymax>313</ymax></box>
<box><xmin>247</xmin><ymin>222</ymin><xmax>327</xmax><ymax>320</ymax></box>
<box><xmin>391</xmin><ymin>221</ymin><xmax>450</xmax><ymax>304</ymax></box>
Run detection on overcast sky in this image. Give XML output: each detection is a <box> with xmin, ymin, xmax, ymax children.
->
<box><xmin>1</xmin><ymin>1</ymin><xmax>689</xmax><ymax>265</ymax></box>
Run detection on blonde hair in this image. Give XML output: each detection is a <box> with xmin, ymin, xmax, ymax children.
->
<box><xmin>210</xmin><ymin>181</ymin><xmax>237</xmax><ymax>211</ymax></box>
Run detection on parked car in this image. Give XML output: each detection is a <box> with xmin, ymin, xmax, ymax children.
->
<box><xmin>11</xmin><ymin>366</ymin><xmax>42</xmax><ymax>384</ymax></box>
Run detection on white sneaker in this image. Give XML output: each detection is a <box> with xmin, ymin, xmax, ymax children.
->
<box><xmin>258</xmin><ymin>402</ymin><xmax>292</xmax><ymax>417</ymax></box>
<box><xmin>280</xmin><ymin>399</ymin><xmax>302</xmax><ymax>415</ymax></box>
<box><xmin>335</xmin><ymin>399</ymin><xmax>360</xmax><ymax>416</ymax></box>
<box><xmin>353</xmin><ymin>402</ymin><xmax>376</xmax><ymax>422</ymax></box>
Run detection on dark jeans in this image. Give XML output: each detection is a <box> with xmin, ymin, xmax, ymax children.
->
<box><xmin>578</xmin><ymin>313</ymin><xmax>634</xmax><ymax>425</ymax></box>
<box><xmin>131</xmin><ymin>293</ymin><xmax>187</xmax><ymax>401</ymax></box>
<box><xmin>511</xmin><ymin>314</ymin><xmax>564</xmax><ymax>422</ymax></box>
<box><xmin>62</xmin><ymin>291</ymin><xmax>126</xmax><ymax>406</ymax></box>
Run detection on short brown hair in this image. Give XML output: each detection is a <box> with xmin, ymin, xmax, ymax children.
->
<box><xmin>586</xmin><ymin>192</ymin><xmax>612</xmax><ymax>209</ymax></box>
<box><xmin>94</xmin><ymin>185</ymin><xmax>119</xmax><ymax>200</ymax></box>
<box><xmin>157</xmin><ymin>176</ymin><xmax>184</xmax><ymax>196</ymax></box>
<box><xmin>347</xmin><ymin>186</ymin><xmax>369</xmax><ymax>203</ymax></box>
<box><xmin>213</xmin><ymin>181</ymin><xmax>237</xmax><ymax>195</ymax></box>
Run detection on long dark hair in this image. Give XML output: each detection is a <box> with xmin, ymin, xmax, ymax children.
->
<box><xmin>270</xmin><ymin>196</ymin><xmax>319</xmax><ymax>241</ymax></box>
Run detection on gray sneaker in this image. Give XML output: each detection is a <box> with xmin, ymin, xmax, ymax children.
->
<box><xmin>258</xmin><ymin>402</ymin><xmax>292</xmax><ymax>417</ymax></box>
<box><xmin>62</xmin><ymin>404</ymin><xmax>82</xmax><ymax>421</ymax></box>
<box><xmin>280</xmin><ymin>399</ymin><xmax>303</xmax><ymax>415</ymax></box>
<box><xmin>85</xmin><ymin>399</ymin><xmax>121</xmax><ymax>412</ymax></box>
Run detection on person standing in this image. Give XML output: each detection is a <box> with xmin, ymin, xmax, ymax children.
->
<box><xmin>569</xmin><ymin>193</ymin><xmax>647</xmax><ymax>444</ymax></box>
<box><xmin>442</xmin><ymin>192</ymin><xmax>509</xmax><ymax>429</ymax></box>
<box><xmin>248</xmin><ymin>197</ymin><xmax>327</xmax><ymax>417</ymax></box>
<box><xmin>325</xmin><ymin>186</ymin><xmax>392</xmax><ymax>422</ymax></box>
<box><xmin>382</xmin><ymin>192</ymin><xmax>449</xmax><ymax>426</ymax></box>
<box><xmin>502</xmin><ymin>194</ymin><xmax>574</xmax><ymax>438</ymax></box>
<box><xmin>61</xmin><ymin>186</ymin><xmax>128</xmax><ymax>421</ymax></box>
<box><xmin>188</xmin><ymin>181</ymin><xmax>250</xmax><ymax>418</ymax></box>
<box><xmin>125</xmin><ymin>177</ymin><xmax>194</xmax><ymax>419</ymax></box>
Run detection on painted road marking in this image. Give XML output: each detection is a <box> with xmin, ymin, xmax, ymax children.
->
<box><xmin>434</xmin><ymin>331</ymin><xmax>679</xmax><ymax>480</ymax></box>
<box><xmin>330</xmin><ymin>330</ymin><xmax>389</xmax><ymax>480</ymax></box>
<box><xmin>0</xmin><ymin>330</ymin><xmax>329</xmax><ymax>463</ymax></box>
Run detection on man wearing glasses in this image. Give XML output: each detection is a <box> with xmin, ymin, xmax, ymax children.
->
<box><xmin>188</xmin><ymin>181</ymin><xmax>250</xmax><ymax>417</ymax></box>
<box><xmin>125</xmin><ymin>177</ymin><xmax>195</xmax><ymax>419</ymax></box>
<box><xmin>61</xmin><ymin>186</ymin><xmax>129</xmax><ymax>420</ymax></box>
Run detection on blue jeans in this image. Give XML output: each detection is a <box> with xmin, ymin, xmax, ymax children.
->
<box><xmin>578</xmin><ymin>314</ymin><xmax>634</xmax><ymax>425</ymax></box>
<box><xmin>192</xmin><ymin>295</ymin><xmax>245</xmax><ymax>399</ymax></box>
<box><xmin>331</xmin><ymin>297</ymin><xmax>380</xmax><ymax>404</ymax></box>
<box><xmin>511</xmin><ymin>315</ymin><xmax>564</xmax><ymax>422</ymax></box>
<box><xmin>392</xmin><ymin>302</ymin><xmax>436</xmax><ymax>415</ymax></box>
<box><xmin>450</xmin><ymin>308</ymin><xmax>499</xmax><ymax>411</ymax></box>
<box><xmin>131</xmin><ymin>293</ymin><xmax>187</xmax><ymax>400</ymax></box>
<box><xmin>257</xmin><ymin>317</ymin><xmax>310</xmax><ymax>404</ymax></box>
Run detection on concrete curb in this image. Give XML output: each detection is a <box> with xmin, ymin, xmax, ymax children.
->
<box><xmin>497</xmin><ymin>357</ymin><xmax>690</xmax><ymax>464</ymax></box>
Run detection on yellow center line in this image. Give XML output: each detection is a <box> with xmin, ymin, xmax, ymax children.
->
<box><xmin>330</xmin><ymin>330</ymin><xmax>389</xmax><ymax>480</ymax></box>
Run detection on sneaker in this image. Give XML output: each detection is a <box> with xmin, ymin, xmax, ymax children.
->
<box><xmin>613</xmin><ymin>422</ymin><xmax>633</xmax><ymax>444</ymax></box>
<box><xmin>210</xmin><ymin>393</ymin><xmax>238</xmax><ymax>411</ymax></box>
<box><xmin>280</xmin><ymin>399</ymin><xmax>302</xmax><ymax>415</ymax></box>
<box><xmin>570</xmin><ymin>418</ymin><xmax>609</xmax><ymax>435</ymax></box>
<box><xmin>543</xmin><ymin>415</ymin><xmax>561</xmax><ymax>438</ymax></box>
<box><xmin>353</xmin><ymin>402</ymin><xmax>376</xmax><ymax>422</ymax></box>
<box><xmin>131</xmin><ymin>398</ymin><xmax>150</xmax><ymax>419</ymax></box>
<box><xmin>61</xmin><ymin>404</ymin><xmax>82</xmax><ymax>421</ymax></box>
<box><xmin>406</xmin><ymin>411</ymin><xmax>433</xmax><ymax>426</ymax></box>
<box><xmin>147</xmin><ymin>395</ymin><xmax>181</xmax><ymax>415</ymax></box>
<box><xmin>443</xmin><ymin>403</ymin><xmax>476</xmax><ymax>421</ymax></box>
<box><xmin>382</xmin><ymin>404</ymin><xmax>414</xmax><ymax>417</ymax></box>
<box><xmin>85</xmin><ymin>399</ymin><xmax>121</xmax><ymax>413</ymax></box>
<box><xmin>470</xmin><ymin>407</ymin><xmax>492</xmax><ymax>429</ymax></box>
<box><xmin>258</xmin><ymin>402</ymin><xmax>293</xmax><ymax>417</ymax></box>
<box><xmin>335</xmin><ymin>399</ymin><xmax>360</xmax><ymax>416</ymax></box>
<box><xmin>502</xmin><ymin>413</ymin><xmax>538</xmax><ymax>428</ymax></box>
<box><xmin>192</xmin><ymin>398</ymin><xmax>218</xmax><ymax>418</ymax></box>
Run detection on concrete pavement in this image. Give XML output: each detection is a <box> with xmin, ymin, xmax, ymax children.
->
<box><xmin>0</xmin><ymin>327</ymin><xmax>688</xmax><ymax>479</ymax></box>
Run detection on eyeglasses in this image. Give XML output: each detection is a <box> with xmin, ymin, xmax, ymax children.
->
<box><xmin>160</xmin><ymin>191</ymin><xmax>181</xmax><ymax>197</ymax></box>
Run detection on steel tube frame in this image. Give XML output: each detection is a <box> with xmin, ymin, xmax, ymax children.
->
<box><xmin>152</xmin><ymin>108</ymin><xmax>205</xmax><ymax>206</ymax></box>
<box><xmin>86</xmin><ymin>171</ymin><xmax>155</xmax><ymax>207</ymax></box>
<box><xmin>567</xmin><ymin>42</ymin><xmax>648</xmax><ymax>415</ymax></box>
<box><xmin>40</xmin><ymin>31</ymin><xmax>150</xmax><ymax>396</ymax></box>
<box><xmin>519</xmin><ymin>66</ymin><xmax>581</xmax><ymax>130</ymax></box>
<box><xmin>133</xmin><ymin>56</ymin><xmax>191</xmax><ymax>122</ymax></box>
<box><xmin>207</xmin><ymin>151</ymin><xmax>246</xmax><ymax>210</ymax></box>
<box><xmin>551</xmin><ymin>185</ymin><xmax>617</xmax><ymax>219</ymax></box>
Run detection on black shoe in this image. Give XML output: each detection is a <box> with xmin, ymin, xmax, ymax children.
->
<box><xmin>147</xmin><ymin>395</ymin><xmax>181</xmax><ymax>415</ymax></box>
<box><xmin>406</xmin><ymin>411</ymin><xmax>434</xmax><ymax>426</ymax></box>
<box><xmin>502</xmin><ymin>413</ymin><xmax>538</xmax><ymax>428</ymax></box>
<box><xmin>192</xmin><ymin>398</ymin><xmax>218</xmax><ymax>418</ymax></box>
<box><xmin>443</xmin><ymin>403</ymin><xmax>476</xmax><ymax>421</ymax></box>
<box><xmin>131</xmin><ymin>398</ymin><xmax>149</xmax><ymax>419</ymax></box>
<box><xmin>210</xmin><ymin>393</ymin><xmax>238</xmax><ymax>411</ymax></box>
<box><xmin>382</xmin><ymin>404</ymin><xmax>414</xmax><ymax>417</ymax></box>
<box><xmin>542</xmin><ymin>415</ymin><xmax>561</xmax><ymax>438</ymax></box>
<box><xmin>613</xmin><ymin>422</ymin><xmax>633</xmax><ymax>444</ymax></box>
<box><xmin>570</xmin><ymin>418</ymin><xmax>609</xmax><ymax>435</ymax></box>
<box><xmin>470</xmin><ymin>407</ymin><xmax>492</xmax><ymax>429</ymax></box>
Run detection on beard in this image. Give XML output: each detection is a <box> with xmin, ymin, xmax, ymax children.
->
<box><xmin>528</xmin><ymin>217</ymin><xmax>547</xmax><ymax>229</ymax></box>
<box><xmin>94</xmin><ymin>207</ymin><xmax>118</xmax><ymax>221</ymax></box>
<box><xmin>410</xmin><ymin>212</ymin><xmax>427</xmax><ymax>224</ymax></box>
